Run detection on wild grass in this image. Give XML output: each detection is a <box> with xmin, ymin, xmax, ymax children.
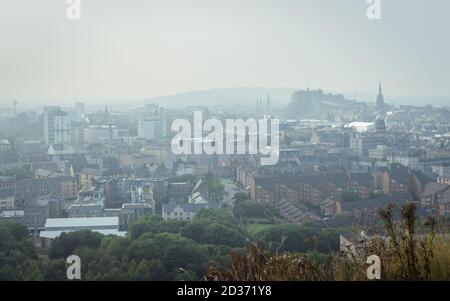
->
<box><xmin>207</xmin><ymin>203</ymin><xmax>450</xmax><ymax>281</ymax></box>
<box><xmin>206</xmin><ymin>243</ymin><xmax>333</xmax><ymax>281</ymax></box>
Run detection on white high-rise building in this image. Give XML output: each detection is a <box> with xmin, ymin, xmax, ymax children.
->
<box><xmin>138</xmin><ymin>117</ymin><xmax>167</xmax><ymax>140</ymax></box>
<box><xmin>43</xmin><ymin>107</ymin><xmax>71</xmax><ymax>146</ymax></box>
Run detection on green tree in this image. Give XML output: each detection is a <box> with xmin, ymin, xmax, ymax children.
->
<box><xmin>341</xmin><ymin>189</ymin><xmax>361</xmax><ymax>203</ymax></box>
<box><xmin>233</xmin><ymin>200</ymin><xmax>268</xmax><ymax>219</ymax></box>
<box><xmin>129</xmin><ymin>215</ymin><xmax>187</xmax><ymax>239</ymax></box>
<box><xmin>49</xmin><ymin>230</ymin><xmax>103</xmax><ymax>259</ymax></box>
<box><xmin>233</xmin><ymin>192</ymin><xmax>250</xmax><ymax>203</ymax></box>
<box><xmin>43</xmin><ymin>259</ymin><xmax>67</xmax><ymax>281</ymax></box>
<box><xmin>0</xmin><ymin>223</ymin><xmax>39</xmax><ymax>280</ymax></box>
<box><xmin>208</xmin><ymin>178</ymin><xmax>225</xmax><ymax>201</ymax></box>
<box><xmin>181</xmin><ymin>222</ymin><xmax>207</xmax><ymax>243</ymax></box>
<box><xmin>0</xmin><ymin>264</ymin><xmax>16</xmax><ymax>281</ymax></box>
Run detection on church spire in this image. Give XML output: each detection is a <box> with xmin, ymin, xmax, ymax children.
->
<box><xmin>375</xmin><ymin>81</ymin><xmax>387</xmax><ymax>134</ymax></box>
<box><xmin>376</xmin><ymin>81</ymin><xmax>385</xmax><ymax>117</ymax></box>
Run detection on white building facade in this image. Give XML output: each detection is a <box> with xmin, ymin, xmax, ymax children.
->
<box><xmin>44</xmin><ymin>107</ymin><xmax>71</xmax><ymax>146</ymax></box>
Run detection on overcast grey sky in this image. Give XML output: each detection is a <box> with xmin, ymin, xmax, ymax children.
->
<box><xmin>0</xmin><ymin>0</ymin><xmax>449</xmax><ymax>105</ymax></box>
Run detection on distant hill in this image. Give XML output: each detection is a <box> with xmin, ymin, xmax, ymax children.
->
<box><xmin>6</xmin><ymin>88</ymin><xmax>448</xmax><ymax>109</ymax></box>
<box><xmin>150</xmin><ymin>87</ymin><xmax>296</xmax><ymax>108</ymax></box>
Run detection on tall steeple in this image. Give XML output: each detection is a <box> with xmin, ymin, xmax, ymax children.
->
<box><xmin>376</xmin><ymin>81</ymin><xmax>385</xmax><ymax>116</ymax></box>
<box><xmin>375</xmin><ymin>82</ymin><xmax>386</xmax><ymax>134</ymax></box>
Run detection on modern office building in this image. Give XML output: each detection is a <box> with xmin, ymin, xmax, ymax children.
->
<box><xmin>43</xmin><ymin>107</ymin><xmax>71</xmax><ymax>146</ymax></box>
<box><xmin>138</xmin><ymin>117</ymin><xmax>167</xmax><ymax>140</ymax></box>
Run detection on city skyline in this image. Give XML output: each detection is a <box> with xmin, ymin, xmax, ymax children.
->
<box><xmin>2</xmin><ymin>0</ymin><xmax>450</xmax><ymax>285</ymax></box>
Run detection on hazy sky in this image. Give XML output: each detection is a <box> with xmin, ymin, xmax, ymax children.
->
<box><xmin>1</xmin><ymin>0</ymin><xmax>449</xmax><ymax>105</ymax></box>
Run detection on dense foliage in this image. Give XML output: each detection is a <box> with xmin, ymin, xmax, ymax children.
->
<box><xmin>0</xmin><ymin>223</ymin><xmax>38</xmax><ymax>280</ymax></box>
<box><xmin>0</xmin><ymin>208</ymin><xmax>347</xmax><ymax>281</ymax></box>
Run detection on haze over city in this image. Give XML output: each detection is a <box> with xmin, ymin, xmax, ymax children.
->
<box><xmin>1</xmin><ymin>0</ymin><xmax>450</xmax><ymax>285</ymax></box>
<box><xmin>1</xmin><ymin>0</ymin><xmax>450</xmax><ymax>106</ymax></box>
